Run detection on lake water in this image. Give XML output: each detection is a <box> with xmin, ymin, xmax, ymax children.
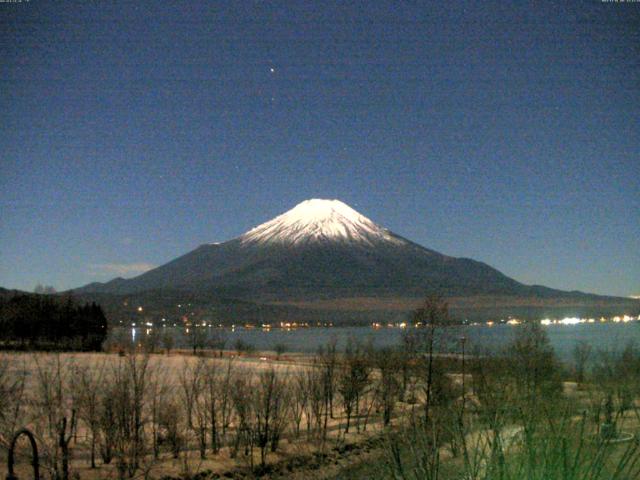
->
<box><xmin>120</xmin><ymin>322</ymin><xmax>640</xmax><ymax>361</ymax></box>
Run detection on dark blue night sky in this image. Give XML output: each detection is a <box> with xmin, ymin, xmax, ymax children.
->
<box><xmin>1</xmin><ymin>1</ymin><xmax>638</xmax><ymax>296</ymax></box>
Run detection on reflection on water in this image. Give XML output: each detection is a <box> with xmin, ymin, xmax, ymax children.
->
<box><xmin>110</xmin><ymin>321</ymin><xmax>640</xmax><ymax>361</ymax></box>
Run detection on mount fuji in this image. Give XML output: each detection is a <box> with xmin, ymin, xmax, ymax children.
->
<box><xmin>77</xmin><ymin>199</ymin><xmax>638</xmax><ymax>321</ymax></box>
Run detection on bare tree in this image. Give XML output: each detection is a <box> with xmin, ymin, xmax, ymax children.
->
<box><xmin>234</xmin><ymin>338</ymin><xmax>255</xmax><ymax>356</ymax></box>
<box><xmin>98</xmin><ymin>386</ymin><xmax>117</xmax><ymax>464</ymax></box>
<box><xmin>0</xmin><ymin>354</ymin><xmax>27</xmax><ymax>452</ymax></box>
<box><xmin>592</xmin><ymin>343</ymin><xmax>639</xmax><ymax>433</ymax></box>
<box><xmin>141</xmin><ymin>328</ymin><xmax>161</xmax><ymax>354</ymax></box>
<box><xmin>148</xmin><ymin>363</ymin><xmax>169</xmax><ymax>459</ymax></box>
<box><xmin>508</xmin><ymin>322</ymin><xmax>562</xmax><ymax>413</ymax></box>
<box><xmin>32</xmin><ymin>355</ymin><xmax>77</xmax><ymax>480</ymax></box>
<box><xmin>202</xmin><ymin>359</ymin><xmax>221</xmax><ymax>453</ymax></box>
<box><xmin>572</xmin><ymin>340</ymin><xmax>592</xmax><ymax>385</ymax></box>
<box><xmin>157</xmin><ymin>397</ymin><xmax>184</xmax><ymax>459</ymax></box>
<box><xmin>185</xmin><ymin>326</ymin><xmax>208</xmax><ymax>355</ymax></box>
<box><xmin>203</xmin><ymin>358</ymin><xmax>235</xmax><ymax>454</ymax></box>
<box><xmin>303</xmin><ymin>358</ymin><xmax>331</xmax><ymax>444</ymax></box>
<box><xmin>107</xmin><ymin>354</ymin><xmax>152</xmax><ymax>479</ymax></box>
<box><xmin>161</xmin><ymin>330</ymin><xmax>174</xmax><ymax>355</ymax></box>
<box><xmin>375</xmin><ymin>347</ymin><xmax>401</xmax><ymax>426</ymax></box>
<box><xmin>104</xmin><ymin>327</ymin><xmax>133</xmax><ymax>355</ymax></box>
<box><xmin>230</xmin><ymin>375</ymin><xmax>254</xmax><ymax>465</ymax></box>
<box><xmin>317</xmin><ymin>338</ymin><xmax>338</xmax><ymax>418</ymax></box>
<box><xmin>289</xmin><ymin>369</ymin><xmax>309</xmax><ymax>437</ymax></box>
<box><xmin>337</xmin><ymin>340</ymin><xmax>370</xmax><ymax>434</ymax></box>
<box><xmin>71</xmin><ymin>361</ymin><xmax>106</xmax><ymax>468</ymax></box>
<box><xmin>409</xmin><ymin>295</ymin><xmax>451</xmax><ymax>423</ymax></box>
<box><xmin>179</xmin><ymin>358</ymin><xmax>209</xmax><ymax>458</ymax></box>
<box><xmin>399</xmin><ymin>327</ymin><xmax>422</xmax><ymax>402</ymax></box>
<box><xmin>219</xmin><ymin>359</ymin><xmax>236</xmax><ymax>439</ymax></box>
<box><xmin>274</xmin><ymin>343</ymin><xmax>287</xmax><ymax>360</ymax></box>
<box><xmin>252</xmin><ymin>368</ymin><xmax>289</xmax><ymax>467</ymax></box>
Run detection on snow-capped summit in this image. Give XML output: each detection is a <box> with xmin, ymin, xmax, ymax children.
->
<box><xmin>240</xmin><ymin>199</ymin><xmax>405</xmax><ymax>246</ymax></box>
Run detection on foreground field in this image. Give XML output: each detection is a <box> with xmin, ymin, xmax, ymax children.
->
<box><xmin>0</xmin><ymin>347</ymin><xmax>409</xmax><ymax>480</ymax></box>
<box><xmin>2</xmin><ymin>318</ymin><xmax>640</xmax><ymax>480</ymax></box>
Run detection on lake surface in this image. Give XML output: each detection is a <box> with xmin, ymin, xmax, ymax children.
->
<box><xmin>119</xmin><ymin>322</ymin><xmax>640</xmax><ymax>361</ymax></box>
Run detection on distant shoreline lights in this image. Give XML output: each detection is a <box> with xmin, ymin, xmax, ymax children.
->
<box><xmin>373</xmin><ymin>314</ymin><xmax>640</xmax><ymax>329</ymax></box>
<box><xmin>539</xmin><ymin>314</ymin><xmax>638</xmax><ymax>326</ymax></box>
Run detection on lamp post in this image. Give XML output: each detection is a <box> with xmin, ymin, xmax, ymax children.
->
<box><xmin>460</xmin><ymin>335</ymin><xmax>467</xmax><ymax>404</ymax></box>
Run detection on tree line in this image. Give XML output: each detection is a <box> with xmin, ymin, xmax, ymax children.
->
<box><xmin>0</xmin><ymin>293</ymin><xmax>108</xmax><ymax>351</ymax></box>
